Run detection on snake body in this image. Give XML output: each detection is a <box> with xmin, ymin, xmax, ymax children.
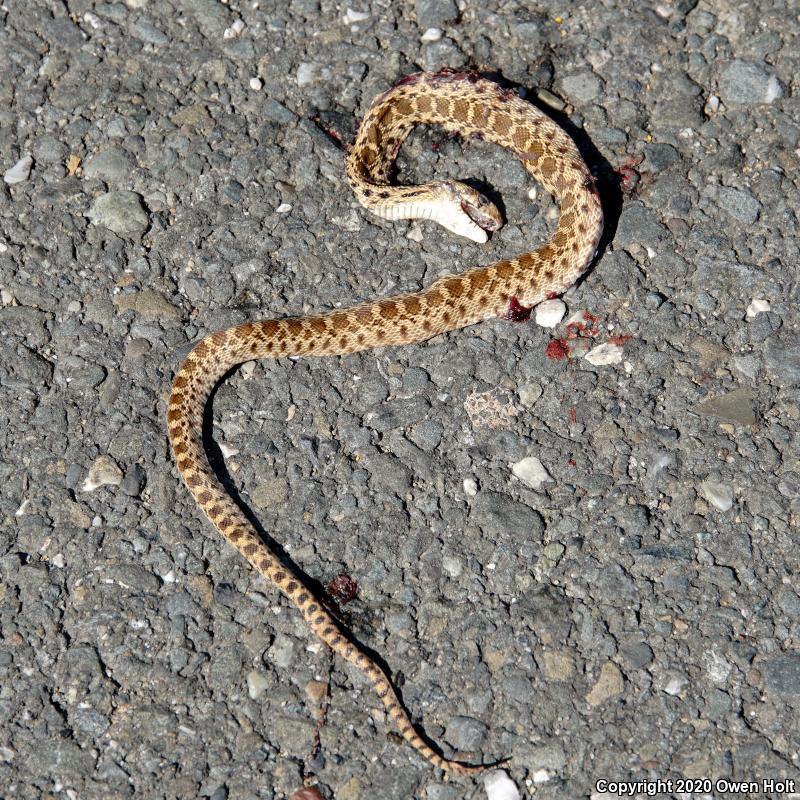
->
<box><xmin>167</xmin><ymin>71</ymin><xmax>603</xmax><ymax>775</ymax></box>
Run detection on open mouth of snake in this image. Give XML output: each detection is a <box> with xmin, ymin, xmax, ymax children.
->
<box><xmin>461</xmin><ymin>200</ymin><xmax>502</xmax><ymax>232</ymax></box>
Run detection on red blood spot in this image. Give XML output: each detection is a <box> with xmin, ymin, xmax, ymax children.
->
<box><xmin>608</xmin><ymin>334</ymin><xmax>632</xmax><ymax>346</ymax></box>
<box><xmin>290</xmin><ymin>788</ymin><xmax>325</xmax><ymax>800</ymax></box>
<box><xmin>567</xmin><ymin>458</ymin><xmax>577</xmax><ymax>467</ymax></box>
<box><xmin>568</xmin><ymin>407</ymin><xmax>577</xmax><ymax>423</ymax></box>
<box><xmin>615</xmin><ymin>155</ymin><xmax>644</xmax><ymax>194</ymax></box>
<box><xmin>582</xmin><ymin>311</ymin><xmax>599</xmax><ymax>323</ymax></box>
<box><xmin>547</xmin><ymin>291</ymin><xmax>559</xmax><ymax>300</ymax></box>
<box><xmin>504</xmin><ymin>296</ymin><xmax>532</xmax><ymax>322</ymax></box>
<box><xmin>326</xmin><ymin>574</ymin><xmax>359</xmax><ymax>605</ymax></box>
<box><xmin>394</xmin><ymin>73</ymin><xmax>421</xmax><ymax>87</ymax></box>
<box><xmin>546</xmin><ymin>339</ymin><xmax>571</xmax><ymax>360</ymax></box>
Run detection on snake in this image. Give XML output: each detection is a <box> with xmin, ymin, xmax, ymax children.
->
<box><xmin>166</xmin><ymin>69</ymin><xmax>603</xmax><ymax>776</ymax></box>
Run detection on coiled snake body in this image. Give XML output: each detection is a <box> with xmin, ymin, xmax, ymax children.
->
<box><xmin>167</xmin><ymin>71</ymin><xmax>603</xmax><ymax>775</ymax></box>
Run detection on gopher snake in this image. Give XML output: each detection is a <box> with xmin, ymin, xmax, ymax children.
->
<box><xmin>167</xmin><ymin>70</ymin><xmax>603</xmax><ymax>775</ymax></box>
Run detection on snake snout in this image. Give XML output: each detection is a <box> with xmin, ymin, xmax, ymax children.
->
<box><xmin>461</xmin><ymin>195</ymin><xmax>503</xmax><ymax>233</ymax></box>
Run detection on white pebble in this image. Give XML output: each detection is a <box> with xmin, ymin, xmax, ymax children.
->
<box><xmin>699</xmin><ymin>480</ymin><xmax>734</xmax><ymax>511</ymax></box>
<box><xmin>705</xmin><ymin>94</ymin><xmax>720</xmax><ymax>113</ymax></box>
<box><xmin>82</xmin><ymin>455</ymin><xmax>123</xmax><ymax>492</ymax></box>
<box><xmin>746</xmin><ymin>298</ymin><xmax>770</xmax><ymax>318</ymax></box>
<box><xmin>406</xmin><ymin>222</ymin><xmax>424</xmax><ymax>242</ymax></box>
<box><xmin>219</xmin><ymin>443</ymin><xmax>240</xmax><ymax>458</ymax></box>
<box><xmin>584</xmin><ymin>343</ymin><xmax>624</xmax><ymax>366</ymax></box>
<box><xmin>765</xmin><ymin>75</ymin><xmax>783</xmax><ymax>103</ymax></box>
<box><xmin>223</xmin><ymin>18</ymin><xmax>246</xmax><ymax>39</ymax></box>
<box><xmin>247</xmin><ymin>670</ymin><xmax>270</xmax><ymax>699</ymax></box>
<box><xmin>296</xmin><ymin>62</ymin><xmax>317</xmax><ymax>86</ymax></box>
<box><xmin>532</xmin><ymin>769</ymin><xmax>551</xmax><ymax>784</ymax></box>
<box><xmin>276</xmin><ymin>202</ymin><xmax>292</xmax><ymax>213</ymax></box>
<box><xmin>83</xmin><ymin>11</ymin><xmax>102</xmax><ymax>28</ymax></box>
<box><xmin>483</xmin><ymin>769</ymin><xmax>522</xmax><ymax>800</ymax></box>
<box><xmin>527</xmin><ymin>186</ymin><xmax>537</xmax><ymax>200</ymax></box>
<box><xmin>249</xmin><ymin>77</ymin><xmax>262</xmax><ymax>90</ymax></box>
<box><xmin>534</xmin><ymin>298</ymin><xmax>566</xmax><ymax>328</ymax></box>
<box><xmin>343</xmin><ymin>7</ymin><xmax>370</xmax><ymax>23</ymax></box>
<box><xmin>421</xmin><ymin>27</ymin><xmax>442</xmax><ymax>41</ymax></box>
<box><xmin>664</xmin><ymin>675</ymin><xmax>687</xmax><ymax>696</ymax></box>
<box><xmin>511</xmin><ymin>456</ymin><xmax>553</xmax><ymax>491</ymax></box>
<box><xmin>463</xmin><ymin>477</ymin><xmax>479</xmax><ymax>497</ymax></box>
<box><xmin>4</xmin><ymin>154</ymin><xmax>33</xmax><ymax>185</ymax></box>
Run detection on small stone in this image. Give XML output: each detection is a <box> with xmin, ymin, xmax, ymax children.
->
<box><xmin>87</xmin><ymin>191</ymin><xmax>149</xmax><ymax>234</ymax></box>
<box><xmin>483</xmin><ymin>770</ymin><xmax>521</xmax><ymax>800</ymax></box>
<box><xmin>664</xmin><ymin>674</ymin><xmax>687</xmax><ymax>695</ymax></box>
<box><xmin>584</xmin><ymin>343</ymin><xmax>624</xmax><ymax>366</ymax></box>
<box><xmin>422</xmin><ymin>38</ymin><xmax>465</xmax><ymax>72</ymax></box>
<box><xmin>305</xmin><ymin>680</ymin><xmax>328</xmax><ymax>703</ymax></box>
<box><xmin>620</xmin><ymin>641</ymin><xmax>654</xmax><ymax>669</ymax></box>
<box><xmin>717</xmin><ymin>186</ymin><xmax>759</xmax><ymax>224</ymax></box>
<box><xmin>296</xmin><ymin>62</ymin><xmax>331</xmax><ymax>86</ymax></box>
<box><xmin>699</xmin><ymin>481</ymin><xmax>734</xmax><ymax>512</ymax></box>
<box><xmin>421</xmin><ymin>27</ymin><xmax>442</xmax><ymax>41</ymax></box>
<box><xmin>536</xmin><ymin>89</ymin><xmax>565</xmax><ymax>111</ymax></box>
<box><xmin>693</xmin><ymin>389</ymin><xmax>756</xmax><ymax>425</ymax></box>
<box><xmin>83</xmin><ymin>147</ymin><xmax>133</xmax><ymax>183</ymax></box>
<box><xmin>585</xmin><ymin>662</ymin><xmax>624</xmax><ymax>705</ymax></box>
<box><xmin>643</xmin><ymin>142</ymin><xmax>680</xmax><ymax>172</ymax></box>
<box><xmin>4</xmin><ymin>154</ymin><xmax>33</xmax><ymax>184</ymax></box>
<box><xmin>561</xmin><ymin>71</ymin><xmax>602</xmax><ymax>104</ymax></box>
<box><xmin>511</xmin><ymin>456</ymin><xmax>553</xmax><ymax>491</ymax></box>
<box><xmin>33</xmin><ymin>135</ymin><xmax>66</xmax><ymax>164</ymax></box>
<box><xmin>532</xmin><ymin>769</ymin><xmax>550</xmax><ymax>784</ymax></box>
<box><xmin>223</xmin><ymin>19</ymin><xmax>245</xmax><ymax>38</ymax></box>
<box><xmin>247</xmin><ymin>669</ymin><xmax>269</xmax><ymax>700</ymax></box>
<box><xmin>82</xmin><ymin>455</ymin><xmax>123</xmax><ymax>492</ymax></box>
<box><xmin>249</xmin><ymin>77</ymin><xmax>262</xmax><ymax>90</ymax></box>
<box><xmin>120</xmin><ymin>464</ymin><xmax>147</xmax><ymax>496</ymax></box>
<box><xmin>113</xmin><ymin>289</ymin><xmax>180</xmax><ymax>320</ymax></box>
<box><xmin>343</xmin><ymin>7</ymin><xmax>369</xmax><ymax>23</ymax></box>
<box><xmin>442</xmin><ymin>555</ymin><xmax>463</xmax><ymax>577</ymax></box>
<box><xmin>276</xmin><ymin>203</ymin><xmax>292</xmax><ymax>213</ymax></box>
<box><xmin>267</xmin><ymin>634</ymin><xmax>296</xmax><ymax>669</ymax></box>
<box><xmin>415</xmin><ymin>0</ymin><xmax>458</xmax><ymax>29</ymax></box>
<box><xmin>765</xmin><ymin>334</ymin><xmax>800</xmax><ymax>386</ymax></box>
<box><xmin>131</xmin><ymin>19</ymin><xmax>169</xmax><ymax>44</ymax></box>
<box><xmin>534</xmin><ymin>299</ymin><xmax>566</xmax><ymax>328</ymax></box>
<box><xmin>540</xmin><ymin>650</ymin><xmax>574</xmax><ymax>681</ymax></box>
<box><xmin>470</xmin><ymin>491</ymin><xmax>544</xmax><ymax>538</ymax></box>
<box><xmin>719</xmin><ymin>60</ymin><xmax>783</xmax><ymax>105</ymax></box>
<box><xmin>762</xmin><ymin>655</ymin><xmax>800</xmax><ymax>698</ymax></box>
<box><xmin>463</xmin><ymin>477</ymin><xmax>478</xmax><ymax>497</ymax></box>
<box><xmin>251</xmin><ymin>477</ymin><xmax>288</xmax><ymax>509</ymax></box>
<box><xmin>444</xmin><ymin>715</ymin><xmax>487</xmax><ymax>750</ymax></box>
<box><xmin>746</xmin><ymin>298</ymin><xmax>770</xmax><ymax>318</ymax></box>
<box><xmin>170</xmin><ymin>104</ymin><xmax>213</xmax><ymax>131</ymax></box>
<box><xmin>518</xmin><ymin>383</ymin><xmax>542</xmax><ymax>406</ymax></box>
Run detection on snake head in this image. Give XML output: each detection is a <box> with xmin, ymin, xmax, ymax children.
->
<box><xmin>436</xmin><ymin>181</ymin><xmax>503</xmax><ymax>244</ymax></box>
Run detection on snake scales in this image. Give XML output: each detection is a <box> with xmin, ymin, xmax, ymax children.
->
<box><xmin>167</xmin><ymin>70</ymin><xmax>603</xmax><ymax>775</ymax></box>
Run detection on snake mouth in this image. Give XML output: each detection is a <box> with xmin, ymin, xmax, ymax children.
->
<box><xmin>461</xmin><ymin>200</ymin><xmax>502</xmax><ymax>232</ymax></box>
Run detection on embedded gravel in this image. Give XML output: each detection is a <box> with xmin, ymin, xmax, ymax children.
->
<box><xmin>1</xmin><ymin>2</ymin><xmax>798</xmax><ymax>799</ymax></box>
